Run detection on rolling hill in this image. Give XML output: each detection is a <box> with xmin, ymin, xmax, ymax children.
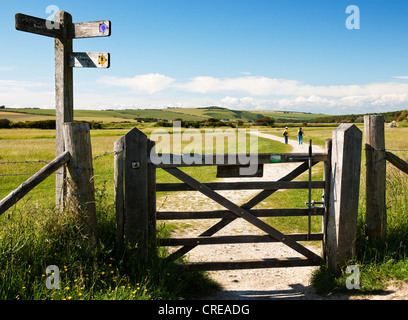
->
<box><xmin>0</xmin><ymin>106</ymin><xmax>326</xmax><ymax>123</ymax></box>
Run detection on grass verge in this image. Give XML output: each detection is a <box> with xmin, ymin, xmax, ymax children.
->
<box><xmin>0</xmin><ymin>186</ymin><xmax>219</xmax><ymax>300</ymax></box>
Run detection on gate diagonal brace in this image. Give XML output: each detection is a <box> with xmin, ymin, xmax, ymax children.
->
<box><xmin>163</xmin><ymin>167</ymin><xmax>323</xmax><ymax>265</ymax></box>
<box><xmin>165</xmin><ymin>161</ymin><xmax>319</xmax><ymax>262</ymax></box>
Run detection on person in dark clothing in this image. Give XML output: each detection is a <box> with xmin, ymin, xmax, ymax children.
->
<box><xmin>297</xmin><ymin>127</ymin><xmax>304</xmax><ymax>145</ymax></box>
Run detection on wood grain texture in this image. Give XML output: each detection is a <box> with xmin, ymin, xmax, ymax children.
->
<box><xmin>55</xmin><ymin>11</ymin><xmax>74</xmax><ymax>209</ymax></box>
<box><xmin>63</xmin><ymin>122</ymin><xmax>97</xmax><ymax>246</ymax></box>
<box><xmin>364</xmin><ymin>115</ymin><xmax>387</xmax><ymax>241</ymax></box>
<box><xmin>15</xmin><ymin>13</ymin><xmax>62</xmax><ymax>38</ymax></box>
<box><xmin>73</xmin><ymin>20</ymin><xmax>111</xmax><ymax>38</ymax></box>
<box><xmin>327</xmin><ymin>124</ymin><xmax>362</xmax><ymax>274</ymax></box>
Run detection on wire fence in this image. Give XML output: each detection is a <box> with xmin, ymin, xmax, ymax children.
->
<box><xmin>0</xmin><ymin>146</ymin><xmax>405</xmax><ymax>211</ymax></box>
<box><xmin>386</xmin><ymin>148</ymin><xmax>408</xmax><ymax>153</ymax></box>
<box><xmin>0</xmin><ymin>150</ymin><xmax>118</xmax><ymax>213</ymax></box>
<box><xmin>0</xmin><ymin>150</ymin><xmax>120</xmax><ymax>177</ymax></box>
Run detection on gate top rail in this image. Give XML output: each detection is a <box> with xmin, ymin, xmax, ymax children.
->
<box><xmin>149</xmin><ymin>152</ymin><xmax>328</xmax><ymax>168</ymax></box>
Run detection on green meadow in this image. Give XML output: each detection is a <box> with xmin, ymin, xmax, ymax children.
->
<box><xmin>0</xmin><ymin>124</ymin><xmax>407</xmax><ymax>299</ymax></box>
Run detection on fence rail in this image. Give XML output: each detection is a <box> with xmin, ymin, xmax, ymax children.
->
<box><xmin>151</xmin><ymin>152</ymin><xmax>328</xmax><ymax>168</ymax></box>
<box><xmin>0</xmin><ymin>151</ymin><xmax>70</xmax><ymax>216</ymax></box>
<box><xmin>386</xmin><ymin>151</ymin><xmax>408</xmax><ymax>175</ymax></box>
<box><xmin>157</xmin><ymin>207</ymin><xmax>325</xmax><ymax>220</ymax></box>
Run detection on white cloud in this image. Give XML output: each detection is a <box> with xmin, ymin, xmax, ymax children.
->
<box><xmin>179</xmin><ymin>75</ymin><xmax>408</xmax><ymax>98</ymax></box>
<box><xmin>99</xmin><ymin>73</ymin><xmax>175</xmax><ymax>94</ymax></box>
<box><xmin>179</xmin><ymin>76</ymin><xmax>301</xmax><ymax>95</ymax></box>
<box><xmin>0</xmin><ymin>80</ymin><xmax>53</xmax><ymax>108</ymax></box>
<box><xmin>3</xmin><ymin>73</ymin><xmax>408</xmax><ymax>114</ymax></box>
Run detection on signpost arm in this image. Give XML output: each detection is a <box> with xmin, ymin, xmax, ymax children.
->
<box><xmin>55</xmin><ymin>11</ymin><xmax>74</xmax><ymax>208</ymax></box>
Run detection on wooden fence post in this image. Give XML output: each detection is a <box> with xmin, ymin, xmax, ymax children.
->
<box><xmin>327</xmin><ymin>124</ymin><xmax>362</xmax><ymax>274</ymax></box>
<box><xmin>63</xmin><ymin>122</ymin><xmax>97</xmax><ymax>247</ymax></box>
<box><xmin>364</xmin><ymin>115</ymin><xmax>387</xmax><ymax>242</ymax></box>
<box><xmin>55</xmin><ymin>11</ymin><xmax>74</xmax><ymax>209</ymax></box>
<box><xmin>114</xmin><ymin>136</ymin><xmax>125</xmax><ymax>246</ymax></box>
<box><xmin>114</xmin><ymin>128</ymin><xmax>155</xmax><ymax>261</ymax></box>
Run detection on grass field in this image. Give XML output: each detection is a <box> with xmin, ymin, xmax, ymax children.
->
<box><xmin>0</xmin><ymin>124</ymin><xmax>407</xmax><ymax>299</ymax></box>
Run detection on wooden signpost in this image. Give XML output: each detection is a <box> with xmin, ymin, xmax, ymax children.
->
<box><xmin>15</xmin><ymin>11</ymin><xmax>111</xmax><ymax>208</ymax></box>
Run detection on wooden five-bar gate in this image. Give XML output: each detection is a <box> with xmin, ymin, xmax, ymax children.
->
<box><xmin>114</xmin><ymin>125</ymin><xmax>363</xmax><ymax>273</ymax></box>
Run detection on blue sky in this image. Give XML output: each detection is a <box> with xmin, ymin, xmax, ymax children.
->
<box><xmin>1</xmin><ymin>0</ymin><xmax>408</xmax><ymax>114</ymax></box>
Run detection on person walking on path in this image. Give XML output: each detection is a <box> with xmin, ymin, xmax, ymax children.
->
<box><xmin>297</xmin><ymin>127</ymin><xmax>304</xmax><ymax>145</ymax></box>
<box><xmin>283</xmin><ymin>126</ymin><xmax>289</xmax><ymax>144</ymax></box>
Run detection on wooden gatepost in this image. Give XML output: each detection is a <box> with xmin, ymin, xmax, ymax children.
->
<box><xmin>326</xmin><ymin>124</ymin><xmax>362</xmax><ymax>275</ymax></box>
<box><xmin>114</xmin><ymin>128</ymin><xmax>156</xmax><ymax>261</ymax></box>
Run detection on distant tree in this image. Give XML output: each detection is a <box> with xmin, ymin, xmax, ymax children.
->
<box><xmin>255</xmin><ymin>116</ymin><xmax>275</xmax><ymax>126</ymax></box>
<box><xmin>0</xmin><ymin>119</ymin><xmax>11</xmax><ymax>128</ymax></box>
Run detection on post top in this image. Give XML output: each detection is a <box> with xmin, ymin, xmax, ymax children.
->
<box><xmin>15</xmin><ymin>12</ymin><xmax>111</xmax><ymax>39</ymax></box>
<box><xmin>334</xmin><ymin>123</ymin><xmax>362</xmax><ymax>134</ymax></box>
